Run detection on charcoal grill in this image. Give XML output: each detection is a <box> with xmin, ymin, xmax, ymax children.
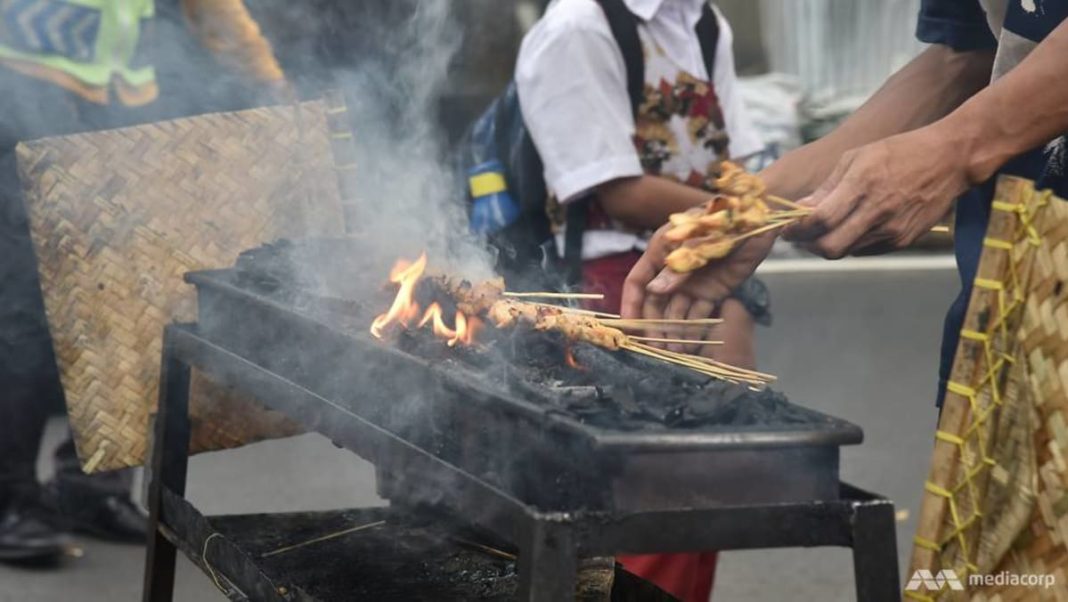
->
<box><xmin>142</xmin><ymin>243</ymin><xmax>901</xmax><ymax>601</ymax></box>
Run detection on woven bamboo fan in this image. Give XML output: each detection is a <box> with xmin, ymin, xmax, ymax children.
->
<box><xmin>908</xmin><ymin>176</ymin><xmax>1068</xmax><ymax>600</ymax></box>
<box><xmin>16</xmin><ymin>102</ymin><xmax>345</xmax><ymax>473</ymax></box>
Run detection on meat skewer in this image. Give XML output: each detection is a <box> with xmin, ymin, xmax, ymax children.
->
<box><xmin>661</xmin><ymin>161</ymin><xmax>809</xmax><ymax>274</ymax></box>
<box><xmin>377</xmin><ymin>270</ymin><xmax>773</xmax><ymax>385</ymax></box>
<box><xmin>433</xmin><ymin>276</ymin><xmax>630</xmax><ymax>350</ymax></box>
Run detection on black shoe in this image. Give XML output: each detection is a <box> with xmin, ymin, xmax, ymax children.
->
<box><xmin>0</xmin><ymin>496</ymin><xmax>69</xmax><ymax>563</ymax></box>
<box><xmin>44</xmin><ymin>482</ymin><xmax>148</xmax><ymax>544</ymax></box>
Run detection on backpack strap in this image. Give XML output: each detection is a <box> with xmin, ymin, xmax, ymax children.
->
<box><xmin>594</xmin><ymin>0</ymin><xmax>643</xmax><ymax>116</ymax></box>
<box><xmin>695</xmin><ymin>4</ymin><xmax>721</xmax><ymax>80</ymax></box>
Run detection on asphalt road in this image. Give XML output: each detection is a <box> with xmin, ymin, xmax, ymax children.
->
<box><xmin>0</xmin><ymin>259</ymin><xmax>959</xmax><ymax>601</ymax></box>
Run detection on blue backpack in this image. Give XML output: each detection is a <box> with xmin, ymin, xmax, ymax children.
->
<box><xmin>460</xmin><ymin>0</ymin><xmax>720</xmax><ymax>290</ymax></box>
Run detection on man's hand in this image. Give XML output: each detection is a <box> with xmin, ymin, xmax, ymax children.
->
<box><xmin>783</xmin><ymin>126</ymin><xmax>972</xmax><ymax>258</ymax></box>
<box><xmin>621</xmin><ymin>224</ymin><xmax>775</xmax><ymax>320</ymax></box>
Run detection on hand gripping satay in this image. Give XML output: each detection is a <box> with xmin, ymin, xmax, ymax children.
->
<box><xmin>662</xmin><ymin>162</ymin><xmax>804</xmax><ymax>273</ymax></box>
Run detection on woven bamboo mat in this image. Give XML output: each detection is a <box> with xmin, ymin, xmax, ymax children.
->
<box><xmin>908</xmin><ymin>176</ymin><xmax>1068</xmax><ymax>600</ymax></box>
<box><xmin>16</xmin><ymin>102</ymin><xmax>344</xmax><ymax>472</ymax></box>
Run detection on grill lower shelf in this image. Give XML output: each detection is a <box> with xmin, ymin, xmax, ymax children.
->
<box><xmin>160</xmin><ymin>497</ymin><xmax>675</xmax><ymax>601</ymax></box>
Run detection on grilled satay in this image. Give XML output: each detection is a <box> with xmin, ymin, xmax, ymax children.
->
<box><xmin>432</xmin><ymin>275</ymin><xmax>629</xmax><ymax>350</ymax></box>
<box><xmin>534</xmin><ymin>314</ymin><xmax>628</xmax><ymax>350</ymax></box>
<box><xmin>715</xmin><ymin>161</ymin><xmax>766</xmax><ymax>197</ymax></box>
<box><xmin>659</xmin><ymin>162</ymin><xmax>778</xmax><ymax>273</ymax></box>
<box><xmin>665</xmin><ymin>234</ymin><xmax>734</xmax><ymax>273</ymax></box>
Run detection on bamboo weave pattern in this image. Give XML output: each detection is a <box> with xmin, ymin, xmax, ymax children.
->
<box><xmin>16</xmin><ymin>102</ymin><xmax>344</xmax><ymax>472</ymax></box>
<box><xmin>910</xmin><ymin>177</ymin><xmax>1068</xmax><ymax>601</ymax></box>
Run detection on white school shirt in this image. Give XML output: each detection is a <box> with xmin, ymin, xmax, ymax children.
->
<box><xmin>516</xmin><ymin>0</ymin><xmax>763</xmax><ymax>259</ymax></box>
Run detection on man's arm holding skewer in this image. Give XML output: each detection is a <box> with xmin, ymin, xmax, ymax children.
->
<box><xmin>788</xmin><ymin>19</ymin><xmax>1068</xmax><ymax>257</ymax></box>
<box><xmin>622</xmin><ymin>42</ymin><xmax>996</xmax><ymax>316</ymax></box>
<box><xmin>762</xmin><ymin>44</ymin><xmax>995</xmax><ymax>203</ymax></box>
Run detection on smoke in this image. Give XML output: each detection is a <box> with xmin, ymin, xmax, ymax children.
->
<box><xmin>0</xmin><ymin>0</ymin><xmax>501</xmax><ymax>482</ymax></box>
<box><xmin>329</xmin><ymin>0</ymin><xmax>496</xmax><ymax>283</ymax></box>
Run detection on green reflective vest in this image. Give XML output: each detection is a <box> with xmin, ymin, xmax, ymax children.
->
<box><xmin>0</xmin><ymin>0</ymin><xmax>156</xmax><ymax>97</ymax></box>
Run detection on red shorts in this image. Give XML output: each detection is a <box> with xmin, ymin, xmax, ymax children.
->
<box><xmin>580</xmin><ymin>251</ymin><xmax>642</xmax><ymax>314</ymax></box>
<box><xmin>581</xmin><ymin>251</ymin><xmax>719</xmax><ymax>602</ymax></box>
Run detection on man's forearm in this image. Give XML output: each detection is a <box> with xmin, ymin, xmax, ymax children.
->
<box><xmin>596</xmin><ymin>174</ymin><xmax>710</xmax><ymax>229</ymax></box>
<box><xmin>937</xmin><ymin>19</ymin><xmax>1068</xmax><ymax>184</ymax></box>
<box><xmin>762</xmin><ymin>45</ymin><xmax>995</xmax><ymax>200</ymax></box>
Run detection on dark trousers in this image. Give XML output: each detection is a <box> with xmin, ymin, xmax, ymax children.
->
<box><xmin>0</xmin><ymin>70</ymin><xmax>144</xmax><ymax>504</ymax></box>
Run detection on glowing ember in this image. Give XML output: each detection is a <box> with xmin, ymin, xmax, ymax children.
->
<box><xmin>370</xmin><ymin>253</ymin><xmax>480</xmax><ymax>347</ymax></box>
<box><xmin>565</xmin><ymin>346</ymin><xmax>586</xmax><ymax>371</ymax></box>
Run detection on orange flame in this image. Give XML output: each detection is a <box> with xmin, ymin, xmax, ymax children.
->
<box><xmin>417</xmin><ymin>304</ymin><xmax>483</xmax><ymax>347</ymax></box>
<box><xmin>370</xmin><ymin>253</ymin><xmax>480</xmax><ymax>347</ymax></box>
<box><xmin>370</xmin><ymin>253</ymin><xmax>428</xmax><ymax>339</ymax></box>
<box><xmin>454</xmin><ymin>314</ymin><xmax>483</xmax><ymax>347</ymax></box>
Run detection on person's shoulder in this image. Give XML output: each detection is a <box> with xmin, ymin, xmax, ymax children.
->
<box><xmin>523</xmin><ymin>0</ymin><xmax>613</xmax><ymax>47</ymax></box>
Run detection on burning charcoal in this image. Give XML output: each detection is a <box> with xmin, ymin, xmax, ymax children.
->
<box><xmin>660</xmin><ymin>405</ymin><xmax>689</xmax><ymax>427</ymax></box>
<box><xmin>556</xmin><ymin>387</ymin><xmax>605</xmax><ymax>417</ymax></box>
<box><xmin>601</xmin><ymin>386</ymin><xmax>652</xmax><ymax>421</ymax></box>
<box><xmin>685</xmin><ymin>396</ymin><xmax>729</xmax><ymax>419</ymax></box>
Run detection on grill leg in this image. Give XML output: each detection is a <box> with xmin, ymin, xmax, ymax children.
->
<box><xmin>142</xmin><ymin>334</ymin><xmax>192</xmax><ymax>602</ymax></box>
<box><xmin>851</xmin><ymin>498</ymin><xmax>900</xmax><ymax>602</ymax></box>
<box><xmin>517</xmin><ymin>521</ymin><xmax>577</xmax><ymax>602</ymax></box>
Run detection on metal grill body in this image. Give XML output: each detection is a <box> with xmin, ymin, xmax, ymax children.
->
<box><xmin>141</xmin><ymin>262</ymin><xmax>901</xmax><ymax>601</ymax></box>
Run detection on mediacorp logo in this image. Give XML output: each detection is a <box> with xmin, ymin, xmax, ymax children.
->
<box><xmin>905</xmin><ymin>570</ymin><xmax>965</xmax><ymax>592</ymax></box>
<box><xmin>906</xmin><ymin>569</ymin><xmax>1057</xmax><ymax>591</ymax></box>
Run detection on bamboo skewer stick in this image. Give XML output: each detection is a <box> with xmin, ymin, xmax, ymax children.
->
<box><xmin>625</xmin><ymin>342</ymin><xmax>757</xmax><ymax>383</ymax></box>
<box><xmin>667</xmin><ymin>351</ymin><xmax>776</xmax><ymax>382</ymax></box>
<box><xmin>600</xmin><ymin>318</ymin><xmax>723</xmax><ymax>326</ymax></box>
<box><xmin>729</xmin><ymin>218</ymin><xmax>797</xmax><ymax>244</ymax></box>
<box><xmin>629</xmin><ymin>336</ymin><xmax>723</xmax><ymax>346</ymax></box>
<box><xmin>451</xmin><ymin>537</ymin><xmax>517</xmax><ymax>561</ymax></box>
<box><xmin>767</xmin><ymin>209</ymin><xmax>812</xmax><ymax>220</ymax></box>
<box><xmin>632</xmin><ymin>342</ymin><xmax>776</xmax><ymax>383</ymax></box>
<box><xmin>764</xmin><ymin>196</ymin><xmax>948</xmax><ymax>235</ymax></box>
<box><xmin>766</xmin><ymin>195</ymin><xmax>809</xmax><ymax>211</ymax></box>
<box><xmin>608</xmin><ymin>323</ymin><xmax>719</xmax><ymax>334</ymax></box>
<box><xmin>621</xmin><ymin>343</ymin><xmax>741</xmax><ymax>383</ymax></box>
<box><xmin>660</xmin><ymin>348</ymin><xmax>777</xmax><ymax>382</ymax></box>
<box><xmin>260</xmin><ymin>520</ymin><xmax>386</xmax><ymax>558</ymax></box>
<box><xmin>504</xmin><ymin>291</ymin><xmax>605</xmax><ymax>300</ymax></box>
<box><xmin>529</xmin><ymin>301</ymin><xmax>620</xmax><ymax>319</ymax></box>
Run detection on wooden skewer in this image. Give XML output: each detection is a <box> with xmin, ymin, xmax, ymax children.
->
<box><xmin>622</xmin><ymin>343</ymin><xmax>741</xmax><ymax>383</ymax></box>
<box><xmin>261</xmin><ymin>520</ymin><xmax>386</xmax><ymax>558</ymax></box>
<box><xmin>633</xmin><ymin>342</ymin><xmax>776</xmax><ymax>383</ymax></box>
<box><xmin>504</xmin><ymin>291</ymin><xmax>605</xmax><ymax>300</ymax></box>
<box><xmin>670</xmin><ymin>351</ymin><xmax>776</xmax><ymax>382</ymax></box>
<box><xmin>607</xmin><ymin>323</ymin><xmax>718</xmax><ymax>334</ymax></box>
<box><xmin>627</xmin><ymin>342</ymin><xmax>759</xmax><ymax>383</ymax></box>
<box><xmin>729</xmin><ymin>218</ymin><xmax>798</xmax><ymax>244</ymax></box>
<box><xmin>451</xmin><ymin>537</ymin><xmax>517</xmax><ymax>561</ymax></box>
<box><xmin>768</xmin><ymin>209</ymin><xmax>812</xmax><ymax>219</ymax></box>
<box><xmin>629</xmin><ymin>336</ymin><xmax>723</xmax><ymax>346</ymax></box>
<box><xmin>666</xmin><ymin>349</ymin><xmax>778</xmax><ymax>382</ymax></box>
<box><xmin>769</xmin><ymin>200</ymin><xmax>947</xmax><ymax>236</ymax></box>
<box><xmin>529</xmin><ymin>301</ymin><xmax>620</xmax><ymax>319</ymax></box>
<box><xmin>766</xmin><ymin>194</ymin><xmax>807</xmax><ymax>211</ymax></box>
<box><xmin>630</xmin><ymin>343</ymin><xmax>736</xmax><ymax>374</ymax></box>
<box><xmin>600</xmin><ymin>318</ymin><xmax>723</xmax><ymax>326</ymax></box>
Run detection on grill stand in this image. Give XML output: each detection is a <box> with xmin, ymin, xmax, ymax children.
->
<box><xmin>142</xmin><ymin>324</ymin><xmax>900</xmax><ymax>601</ymax></box>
